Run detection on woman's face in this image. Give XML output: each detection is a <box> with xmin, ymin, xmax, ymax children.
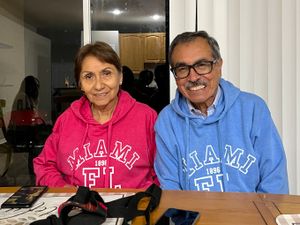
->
<box><xmin>79</xmin><ymin>55</ymin><xmax>122</xmax><ymax>110</ymax></box>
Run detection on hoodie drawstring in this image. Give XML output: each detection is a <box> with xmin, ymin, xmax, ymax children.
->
<box><xmin>71</xmin><ymin>123</ymin><xmax>89</xmax><ymax>186</ymax></box>
<box><xmin>104</xmin><ymin>122</ymin><xmax>113</xmax><ymax>188</ymax></box>
<box><xmin>184</xmin><ymin>117</ymin><xmax>190</xmax><ymax>190</ymax></box>
<box><xmin>217</xmin><ymin>120</ymin><xmax>228</xmax><ymax>192</ymax></box>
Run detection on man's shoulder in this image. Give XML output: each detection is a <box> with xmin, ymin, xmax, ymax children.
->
<box><xmin>238</xmin><ymin>90</ymin><xmax>267</xmax><ymax>104</ymax></box>
<box><xmin>155</xmin><ymin>103</ymin><xmax>179</xmax><ymax>127</ymax></box>
<box><xmin>221</xmin><ymin>79</ymin><xmax>266</xmax><ymax>105</ymax></box>
<box><xmin>157</xmin><ymin>103</ymin><xmax>175</xmax><ymax>117</ymax></box>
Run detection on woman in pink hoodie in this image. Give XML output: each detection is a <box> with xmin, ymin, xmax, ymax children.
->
<box><xmin>33</xmin><ymin>42</ymin><xmax>159</xmax><ymax>189</ymax></box>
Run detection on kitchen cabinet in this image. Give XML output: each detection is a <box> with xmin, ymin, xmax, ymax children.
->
<box><xmin>119</xmin><ymin>34</ymin><xmax>145</xmax><ymax>74</ymax></box>
<box><xmin>120</xmin><ymin>32</ymin><xmax>166</xmax><ymax>74</ymax></box>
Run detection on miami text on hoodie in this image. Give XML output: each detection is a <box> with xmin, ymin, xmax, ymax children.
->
<box><xmin>154</xmin><ymin>78</ymin><xmax>288</xmax><ymax>194</ymax></box>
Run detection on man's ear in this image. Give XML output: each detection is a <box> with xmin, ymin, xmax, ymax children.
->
<box><xmin>218</xmin><ymin>58</ymin><xmax>223</xmax><ymax>67</ymax></box>
<box><xmin>216</xmin><ymin>58</ymin><xmax>223</xmax><ymax>77</ymax></box>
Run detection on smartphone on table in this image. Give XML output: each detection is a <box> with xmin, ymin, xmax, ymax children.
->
<box><xmin>1</xmin><ymin>186</ymin><xmax>48</xmax><ymax>208</ymax></box>
<box><xmin>154</xmin><ymin>208</ymin><xmax>200</xmax><ymax>225</ymax></box>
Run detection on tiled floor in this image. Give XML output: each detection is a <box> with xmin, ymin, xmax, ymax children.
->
<box><xmin>0</xmin><ymin>152</ymin><xmax>35</xmax><ymax>186</ymax></box>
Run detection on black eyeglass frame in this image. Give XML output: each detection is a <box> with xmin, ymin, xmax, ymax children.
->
<box><xmin>170</xmin><ymin>59</ymin><xmax>217</xmax><ymax>79</ymax></box>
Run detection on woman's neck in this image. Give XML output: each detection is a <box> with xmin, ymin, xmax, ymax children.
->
<box><xmin>91</xmin><ymin>98</ymin><xmax>118</xmax><ymax>124</ymax></box>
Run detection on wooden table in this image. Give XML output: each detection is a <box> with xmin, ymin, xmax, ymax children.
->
<box><xmin>152</xmin><ymin>190</ymin><xmax>298</xmax><ymax>225</ymax></box>
<box><xmin>1</xmin><ymin>187</ymin><xmax>299</xmax><ymax>225</ymax></box>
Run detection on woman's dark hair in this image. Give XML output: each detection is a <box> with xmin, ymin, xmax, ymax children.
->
<box><xmin>139</xmin><ymin>69</ymin><xmax>154</xmax><ymax>86</ymax></box>
<box><xmin>169</xmin><ymin>31</ymin><xmax>221</xmax><ymax>67</ymax></box>
<box><xmin>74</xmin><ymin>41</ymin><xmax>122</xmax><ymax>87</ymax></box>
<box><xmin>23</xmin><ymin>75</ymin><xmax>40</xmax><ymax>100</ymax></box>
<box><xmin>122</xmin><ymin>65</ymin><xmax>135</xmax><ymax>91</ymax></box>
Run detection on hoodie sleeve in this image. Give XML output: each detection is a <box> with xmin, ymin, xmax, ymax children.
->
<box><xmin>33</xmin><ymin>118</ymin><xmax>68</xmax><ymax>187</ymax></box>
<box><xmin>252</xmin><ymin>100</ymin><xmax>289</xmax><ymax>194</ymax></box>
<box><xmin>154</xmin><ymin>108</ymin><xmax>183</xmax><ymax>190</ymax></box>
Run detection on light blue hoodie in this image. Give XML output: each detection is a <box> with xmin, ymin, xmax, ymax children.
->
<box><xmin>154</xmin><ymin>78</ymin><xmax>289</xmax><ymax>194</ymax></box>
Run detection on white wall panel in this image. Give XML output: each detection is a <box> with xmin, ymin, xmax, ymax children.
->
<box><xmin>282</xmin><ymin>0</ymin><xmax>297</xmax><ymax>194</ymax></box>
<box><xmin>169</xmin><ymin>0</ymin><xmax>186</xmax><ymax>100</ymax></box>
<box><xmin>297</xmin><ymin>0</ymin><xmax>300</xmax><ymax>194</ymax></box>
<box><xmin>253</xmin><ymin>0</ymin><xmax>268</xmax><ymax>100</ymax></box>
<box><xmin>185</xmin><ymin>0</ymin><xmax>196</xmax><ymax>31</ymax></box>
<box><xmin>239</xmin><ymin>0</ymin><xmax>254</xmax><ymax>92</ymax></box>
<box><xmin>267</xmin><ymin>0</ymin><xmax>282</xmax><ymax>133</ymax></box>
<box><xmin>227</xmin><ymin>0</ymin><xmax>240</xmax><ymax>85</ymax></box>
<box><xmin>213</xmin><ymin>0</ymin><xmax>228</xmax><ymax>80</ymax></box>
<box><xmin>197</xmin><ymin>0</ymin><xmax>213</xmax><ymax>34</ymax></box>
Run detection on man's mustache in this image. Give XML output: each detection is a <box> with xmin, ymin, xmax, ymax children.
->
<box><xmin>185</xmin><ymin>79</ymin><xmax>207</xmax><ymax>90</ymax></box>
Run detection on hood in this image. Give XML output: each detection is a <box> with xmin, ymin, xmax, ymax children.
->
<box><xmin>70</xmin><ymin>90</ymin><xmax>136</xmax><ymax>126</ymax></box>
<box><xmin>171</xmin><ymin>78</ymin><xmax>240</xmax><ymax>124</ymax></box>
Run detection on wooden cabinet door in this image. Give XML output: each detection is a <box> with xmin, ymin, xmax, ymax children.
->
<box><xmin>119</xmin><ymin>34</ymin><xmax>144</xmax><ymax>74</ymax></box>
<box><xmin>144</xmin><ymin>34</ymin><xmax>162</xmax><ymax>63</ymax></box>
<box><xmin>119</xmin><ymin>33</ymin><xmax>166</xmax><ymax>74</ymax></box>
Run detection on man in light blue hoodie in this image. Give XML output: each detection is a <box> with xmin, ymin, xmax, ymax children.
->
<box><xmin>154</xmin><ymin>31</ymin><xmax>289</xmax><ymax>194</ymax></box>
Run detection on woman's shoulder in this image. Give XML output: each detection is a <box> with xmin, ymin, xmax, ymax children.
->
<box><xmin>133</xmin><ymin>101</ymin><xmax>157</xmax><ymax>116</ymax></box>
<box><xmin>54</xmin><ymin>103</ymin><xmax>79</xmax><ymax>126</ymax></box>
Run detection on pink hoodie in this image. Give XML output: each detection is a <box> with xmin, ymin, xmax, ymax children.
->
<box><xmin>34</xmin><ymin>90</ymin><xmax>159</xmax><ymax>189</ymax></box>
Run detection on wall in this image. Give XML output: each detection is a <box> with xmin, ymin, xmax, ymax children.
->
<box><xmin>24</xmin><ymin>29</ymin><xmax>51</xmax><ymax>123</ymax></box>
<box><xmin>0</xmin><ymin>7</ymin><xmax>51</xmax><ymax>124</ymax></box>
<box><xmin>0</xmin><ymin>12</ymin><xmax>25</xmax><ymax>121</ymax></box>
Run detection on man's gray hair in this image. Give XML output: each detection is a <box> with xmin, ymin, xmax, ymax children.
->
<box><xmin>169</xmin><ymin>31</ymin><xmax>221</xmax><ymax>66</ymax></box>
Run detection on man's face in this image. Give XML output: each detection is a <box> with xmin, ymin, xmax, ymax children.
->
<box><xmin>171</xmin><ymin>37</ymin><xmax>223</xmax><ymax>111</ymax></box>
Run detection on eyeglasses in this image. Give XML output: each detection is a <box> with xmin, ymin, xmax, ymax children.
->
<box><xmin>170</xmin><ymin>59</ymin><xmax>217</xmax><ymax>79</ymax></box>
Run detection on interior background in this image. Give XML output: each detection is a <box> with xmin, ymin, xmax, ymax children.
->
<box><xmin>1</xmin><ymin>0</ymin><xmax>299</xmax><ymax>195</ymax></box>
